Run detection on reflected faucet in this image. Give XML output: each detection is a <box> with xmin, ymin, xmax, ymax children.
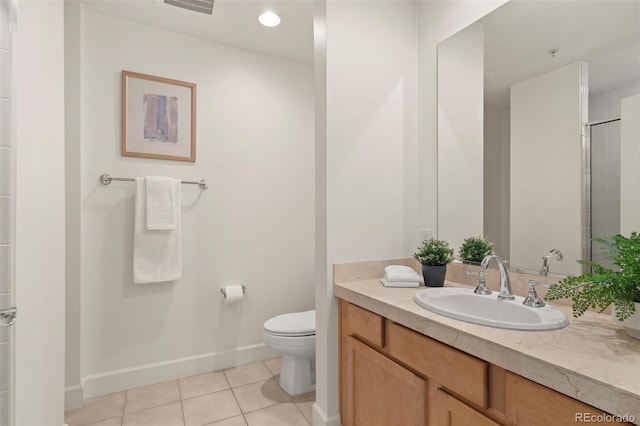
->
<box><xmin>481</xmin><ymin>255</ymin><xmax>515</xmax><ymax>300</ymax></box>
<box><xmin>540</xmin><ymin>249</ymin><xmax>563</xmax><ymax>276</ymax></box>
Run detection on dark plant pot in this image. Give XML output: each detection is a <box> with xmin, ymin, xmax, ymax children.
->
<box><xmin>422</xmin><ymin>265</ymin><xmax>447</xmax><ymax>287</ymax></box>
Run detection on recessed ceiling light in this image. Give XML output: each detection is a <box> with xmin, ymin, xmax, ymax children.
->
<box><xmin>259</xmin><ymin>11</ymin><xmax>281</xmax><ymax>27</ymax></box>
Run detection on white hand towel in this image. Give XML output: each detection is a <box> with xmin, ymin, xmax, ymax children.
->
<box><xmin>384</xmin><ymin>265</ymin><xmax>420</xmax><ymax>283</ymax></box>
<box><xmin>134</xmin><ymin>178</ymin><xmax>182</xmax><ymax>284</ymax></box>
<box><xmin>380</xmin><ymin>278</ymin><xmax>420</xmax><ymax>288</ymax></box>
<box><xmin>145</xmin><ymin>176</ymin><xmax>177</xmax><ymax>230</ymax></box>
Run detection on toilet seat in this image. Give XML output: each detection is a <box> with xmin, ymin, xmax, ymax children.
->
<box><xmin>264</xmin><ymin>310</ymin><xmax>315</xmax><ymax>337</ymax></box>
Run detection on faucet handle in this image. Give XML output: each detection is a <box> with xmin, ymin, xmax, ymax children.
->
<box><xmin>466</xmin><ymin>267</ymin><xmax>480</xmax><ymax>276</ymax></box>
<box><xmin>523</xmin><ymin>280</ymin><xmax>546</xmax><ymax>308</ymax></box>
<box><xmin>473</xmin><ymin>271</ymin><xmax>492</xmax><ymax>295</ymax></box>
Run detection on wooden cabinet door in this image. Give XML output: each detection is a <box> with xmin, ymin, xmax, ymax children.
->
<box><xmin>436</xmin><ymin>389</ymin><xmax>501</xmax><ymax>426</ymax></box>
<box><xmin>345</xmin><ymin>336</ymin><xmax>427</xmax><ymax>426</ymax></box>
<box><xmin>505</xmin><ymin>372</ymin><xmax>632</xmax><ymax>426</ymax></box>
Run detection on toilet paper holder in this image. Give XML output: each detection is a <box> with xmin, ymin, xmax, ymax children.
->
<box><xmin>220</xmin><ymin>285</ymin><xmax>247</xmax><ymax>298</ymax></box>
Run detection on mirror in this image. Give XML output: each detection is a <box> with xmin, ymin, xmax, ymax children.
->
<box><xmin>437</xmin><ymin>0</ymin><xmax>640</xmax><ymax>275</ymax></box>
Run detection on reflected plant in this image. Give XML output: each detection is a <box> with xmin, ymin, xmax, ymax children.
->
<box><xmin>459</xmin><ymin>236</ymin><xmax>494</xmax><ymax>263</ymax></box>
<box><xmin>545</xmin><ymin>232</ymin><xmax>640</xmax><ymax>320</ymax></box>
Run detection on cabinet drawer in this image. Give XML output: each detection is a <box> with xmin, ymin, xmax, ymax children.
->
<box><xmin>386</xmin><ymin>321</ymin><xmax>488</xmax><ymax>408</ymax></box>
<box><xmin>342</xmin><ymin>301</ymin><xmax>385</xmax><ymax>347</ymax></box>
<box><xmin>505</xmin><ymin>372</ymin><xmax>632</xmax><ymax>426</ymax></box>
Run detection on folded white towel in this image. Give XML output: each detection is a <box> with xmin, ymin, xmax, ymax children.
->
<box><xmin>134</xmin><ymin>177</ymin><xmax>182</xmax><ymax>284</ymax></box>
<box><xmin>383</xmin><ymin>265</ymin><xmax>420</xmax><ymax>283</ymax></box>
<box><xmin>380</xmin><ymin>278</ymin><xmax>420</xmax><ymax>288</ymax></box>
<box><xmin>145</xmin><ymin>176</ymin><xmax>177</xmax><ymax>230</ymax></box>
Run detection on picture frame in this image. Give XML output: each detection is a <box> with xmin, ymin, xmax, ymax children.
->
<box><xmin>122</xmin><ymin>70</ymin><xmax>196</xmax><ymax>162</ymax></box>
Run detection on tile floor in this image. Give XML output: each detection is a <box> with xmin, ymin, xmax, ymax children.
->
<box><xmin>65</xmin><ymin>358</ymin><xmax>314</xmax><ymax>426</ymax></box>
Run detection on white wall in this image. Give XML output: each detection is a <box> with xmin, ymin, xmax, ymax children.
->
<box><xmin>78</xmin><ymin>12</ymin><xmax>315</xmax><ymax>397</ymax></box>
<box><xmin>590</xmin><ymin>80</ymin><xmax>640</xmax><ymax>122</ymax></box>
<box><xmin>417</xmin><ymin>0</ymin><xmax>507</xmax><ymax>243</ymax></box>
<box><xmin>437</xmin><ymin>23</ymin><xmax>484</xmax><ymax>250</ymax></box>
<box><xmin>510</xmin><ymin>62</ymin><xmax>587</xmax><ymax>276</ymax></box>
<box><xmin>315</xmin><ymin>1</ymin><xmax>417</xmax><ymax>424</ymax></box>
<box><xmin>484</xmin><ymin>106</ymin><xmax>510</xmax><ymax>258</ymax></box>
<box><xmin>620</xmin><ymin>94</ymin><xmax>640</xmax><ymax>235</ymax></box>
<box><xmin>15</xmin><ymin>1</ymin><xmax>66</xmax><ymax>425</ymax></box>
<box><xmin>64</xmin><ymin>0</ymin><xmax>84</xmax><ymax>410</ymax></box>
<box><xmin>590</xmin><ymin>80</ymin><xmax>640</xmax><ymax>266</ymax></box>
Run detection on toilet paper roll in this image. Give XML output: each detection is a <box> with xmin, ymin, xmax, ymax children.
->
<box><xmin>223</xmin><ymin>285</ymin><xmax>244</xmax><ymax>305</ymax></box>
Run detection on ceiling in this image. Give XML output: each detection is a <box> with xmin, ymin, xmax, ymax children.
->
<box><xmin>479</xmin><ymin>0</ymin><xmax>640</xmax><ymax>109</ymax></box>
<box><xmin>81</xmin><ymin>0</ymin><xmax>314</xmax><ymax>64</ymax></box>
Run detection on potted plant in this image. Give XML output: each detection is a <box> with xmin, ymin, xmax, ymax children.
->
<box><xmin>459</xmin><ymin>236</ymin><xmax>494</xmax><ymax>264</ymax></box>
<box><xmin>414</xmin><ymin>238</ymin><xmax>454</xmax><ymax>287</ymax></box>
<box><xmin>544</xmin><ymin>232</ymin><xmax>640</xmax><ymax>339</ymax></box>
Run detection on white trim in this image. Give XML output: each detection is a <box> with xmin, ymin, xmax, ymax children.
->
<box><xmin>82</xmin><ymin>343</ymin><xmax>277</xmax><ymax>399</ymax></box>
<box><xmin>64</xmin><ymin>385</ymin><xmax>84</xmax><ymax>411</ymax></box>
<box><xmin>312</xmin><ymin>402</ymin><xmax>342</xmax><ymax>426</ymax></box>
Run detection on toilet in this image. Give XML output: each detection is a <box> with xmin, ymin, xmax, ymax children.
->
<box><xmin>263</xmin><ymin>310</ymin><xmax>316</xmax><ymax>395</ymax></box>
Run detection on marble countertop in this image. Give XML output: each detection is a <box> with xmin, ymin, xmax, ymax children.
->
<box><xmin>335</xmin><ymin>278</ymin><xmax>640</xmax><ymax>422</ymax></box>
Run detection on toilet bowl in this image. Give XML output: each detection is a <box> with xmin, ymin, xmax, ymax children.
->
<box><xmin>263</xmin><ymin>310</ymin><xmax>316</xmax><ymax>395</ymax></box>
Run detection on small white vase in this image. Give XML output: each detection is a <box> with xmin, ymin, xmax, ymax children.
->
<box><xmin>612</xmin><ymin>302</ymin><xmax>640</xmax><ymax>339</ymax></box>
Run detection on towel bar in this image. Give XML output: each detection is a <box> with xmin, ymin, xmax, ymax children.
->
<box><xmin>100</xmin><ymin>174</ymin><xmax>208</xmax><ymax>189</ymax></box>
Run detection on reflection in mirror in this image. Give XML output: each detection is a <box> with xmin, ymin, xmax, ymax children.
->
<box><xmin>437</xmin><ymin>0</ymin><xmax>640</xmax><ymax>275</ymax></box>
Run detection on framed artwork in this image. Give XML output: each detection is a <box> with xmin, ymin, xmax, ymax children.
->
<box><xmin>122</xmin><ymin>70</ymin><xmax>196</xmax><ymax>162</ymax></box>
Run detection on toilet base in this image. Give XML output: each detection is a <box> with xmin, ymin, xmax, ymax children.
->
<box><xmin>279</xmin><ymin>355</ymin><xmax>315</xmax><ymax>396</ymax></box>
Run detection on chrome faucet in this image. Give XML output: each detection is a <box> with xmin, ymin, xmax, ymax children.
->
<box><xmin>540</xmin><ymin>249</ymin><xmax>563</xmax><ymax>276</ymax></box>
<box><xmin>481</xmin><ymin>255</ymin><xmax>515</xmax><ymax>300</ymax></box>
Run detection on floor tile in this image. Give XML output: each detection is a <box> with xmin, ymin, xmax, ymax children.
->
<box><xmin>85</xmin><ymin>416</ymin><xmax>123</xmax><ymax>426</ymax></box>
<box><xmin>244</xmin><ymin>403</ymin><xmax>309</xmax><ymax>426</ymax></box>
<box><xmin>263</xmin><ymin>358</ymin><xmax>282</xmax><ymax>377</ymax></box>
<box><xmin>294</xmin><ymin>401</ymin><xmax>313</xmax><ymax>424</ymax></box>
<box><xmin>179</xmin><ymin>371</ymin><xmax>229</xmax><ymax>400</ymax></box>
<box><xmin>122</xmin><ymin>401</ymin><xmax>184</xmax><ymax>426</ymax></box>
<box><xmin>182</xmin><ymin>389</ymin><xmax>241</xmax><ymax>426</ymax></box>
<box><xmin>64</xmin><ymin>392</ymin><xmax>126</xmax><ymax>426</ymax></box>
<box><xmin>224</xmin><ymin>362</ymin><xmax>272</xmax><ymax>388</ymax></box>
<box><xmin>203</xmin><ymin>415</ymin><xmax>247</xmax><ymax>426</ymax></box>
<box><xmin>233</xmin><ymin>377</ymin><xmax>291</xmax><ymax>413</ymax></box>
<box><xmin>291</xmin><ymin>391</ymin><xmax>314</xmax><ymax>404</ymax></box>
<box><xmin>125</xmin><ymin>380</ymin><xmax>180</xmax><ymax>414</ymax></box>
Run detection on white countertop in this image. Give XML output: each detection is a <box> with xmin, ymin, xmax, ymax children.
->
<box><xmin>335</xmin><ymin>279</ymin><xmax>640</xmax><ymax>422</ymax></box>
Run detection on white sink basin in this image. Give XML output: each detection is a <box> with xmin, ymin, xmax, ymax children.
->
<box><xmin>414</xmin><ymin>287</ymin><xmax>569</xmax><ymax>331</ymax></box>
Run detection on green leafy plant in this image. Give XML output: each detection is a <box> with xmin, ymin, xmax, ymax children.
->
<box><xmin>414</xmin><ymin>238</ymin><xmax>454</xmax><ymax>266</ymax></box>
<box><xmin>459</xmin><ymin>236</ymin><xmax>494</xmax><ymax>263</ymax></box>
<box><xmin>544</xmin><ymin>232</ymin><xmax>640</xmax><ymax>321</ymax></box>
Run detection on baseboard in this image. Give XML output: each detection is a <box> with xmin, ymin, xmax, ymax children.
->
<box><xmin>82</xmin><ymin>343</ymin><xmax>278</xmax><ymax>399</ymax></box>
<box><xmin>64</xmin><ymin>384</ymin><xmax>84</xmax><ymax>411</ymax></box>
<box><xmin>312</xmin><ymin>402</ymin><xmax>342</xmax><ymax>426</ymax></box>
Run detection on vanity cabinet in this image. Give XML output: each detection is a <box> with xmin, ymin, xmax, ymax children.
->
<box><xmin>435</xmin><ymin>389</ymin><xmax>500</xmax><ymax>426</ymax></box>
<box><xmin>344</xmin><ymin>336</ymin><xmax>426</xmax><ymax>426</ymax></box>
<box><xmin>339</xmin><ymin>299</ymin><xmax>630</xmax><ymax>426</ymax></box>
